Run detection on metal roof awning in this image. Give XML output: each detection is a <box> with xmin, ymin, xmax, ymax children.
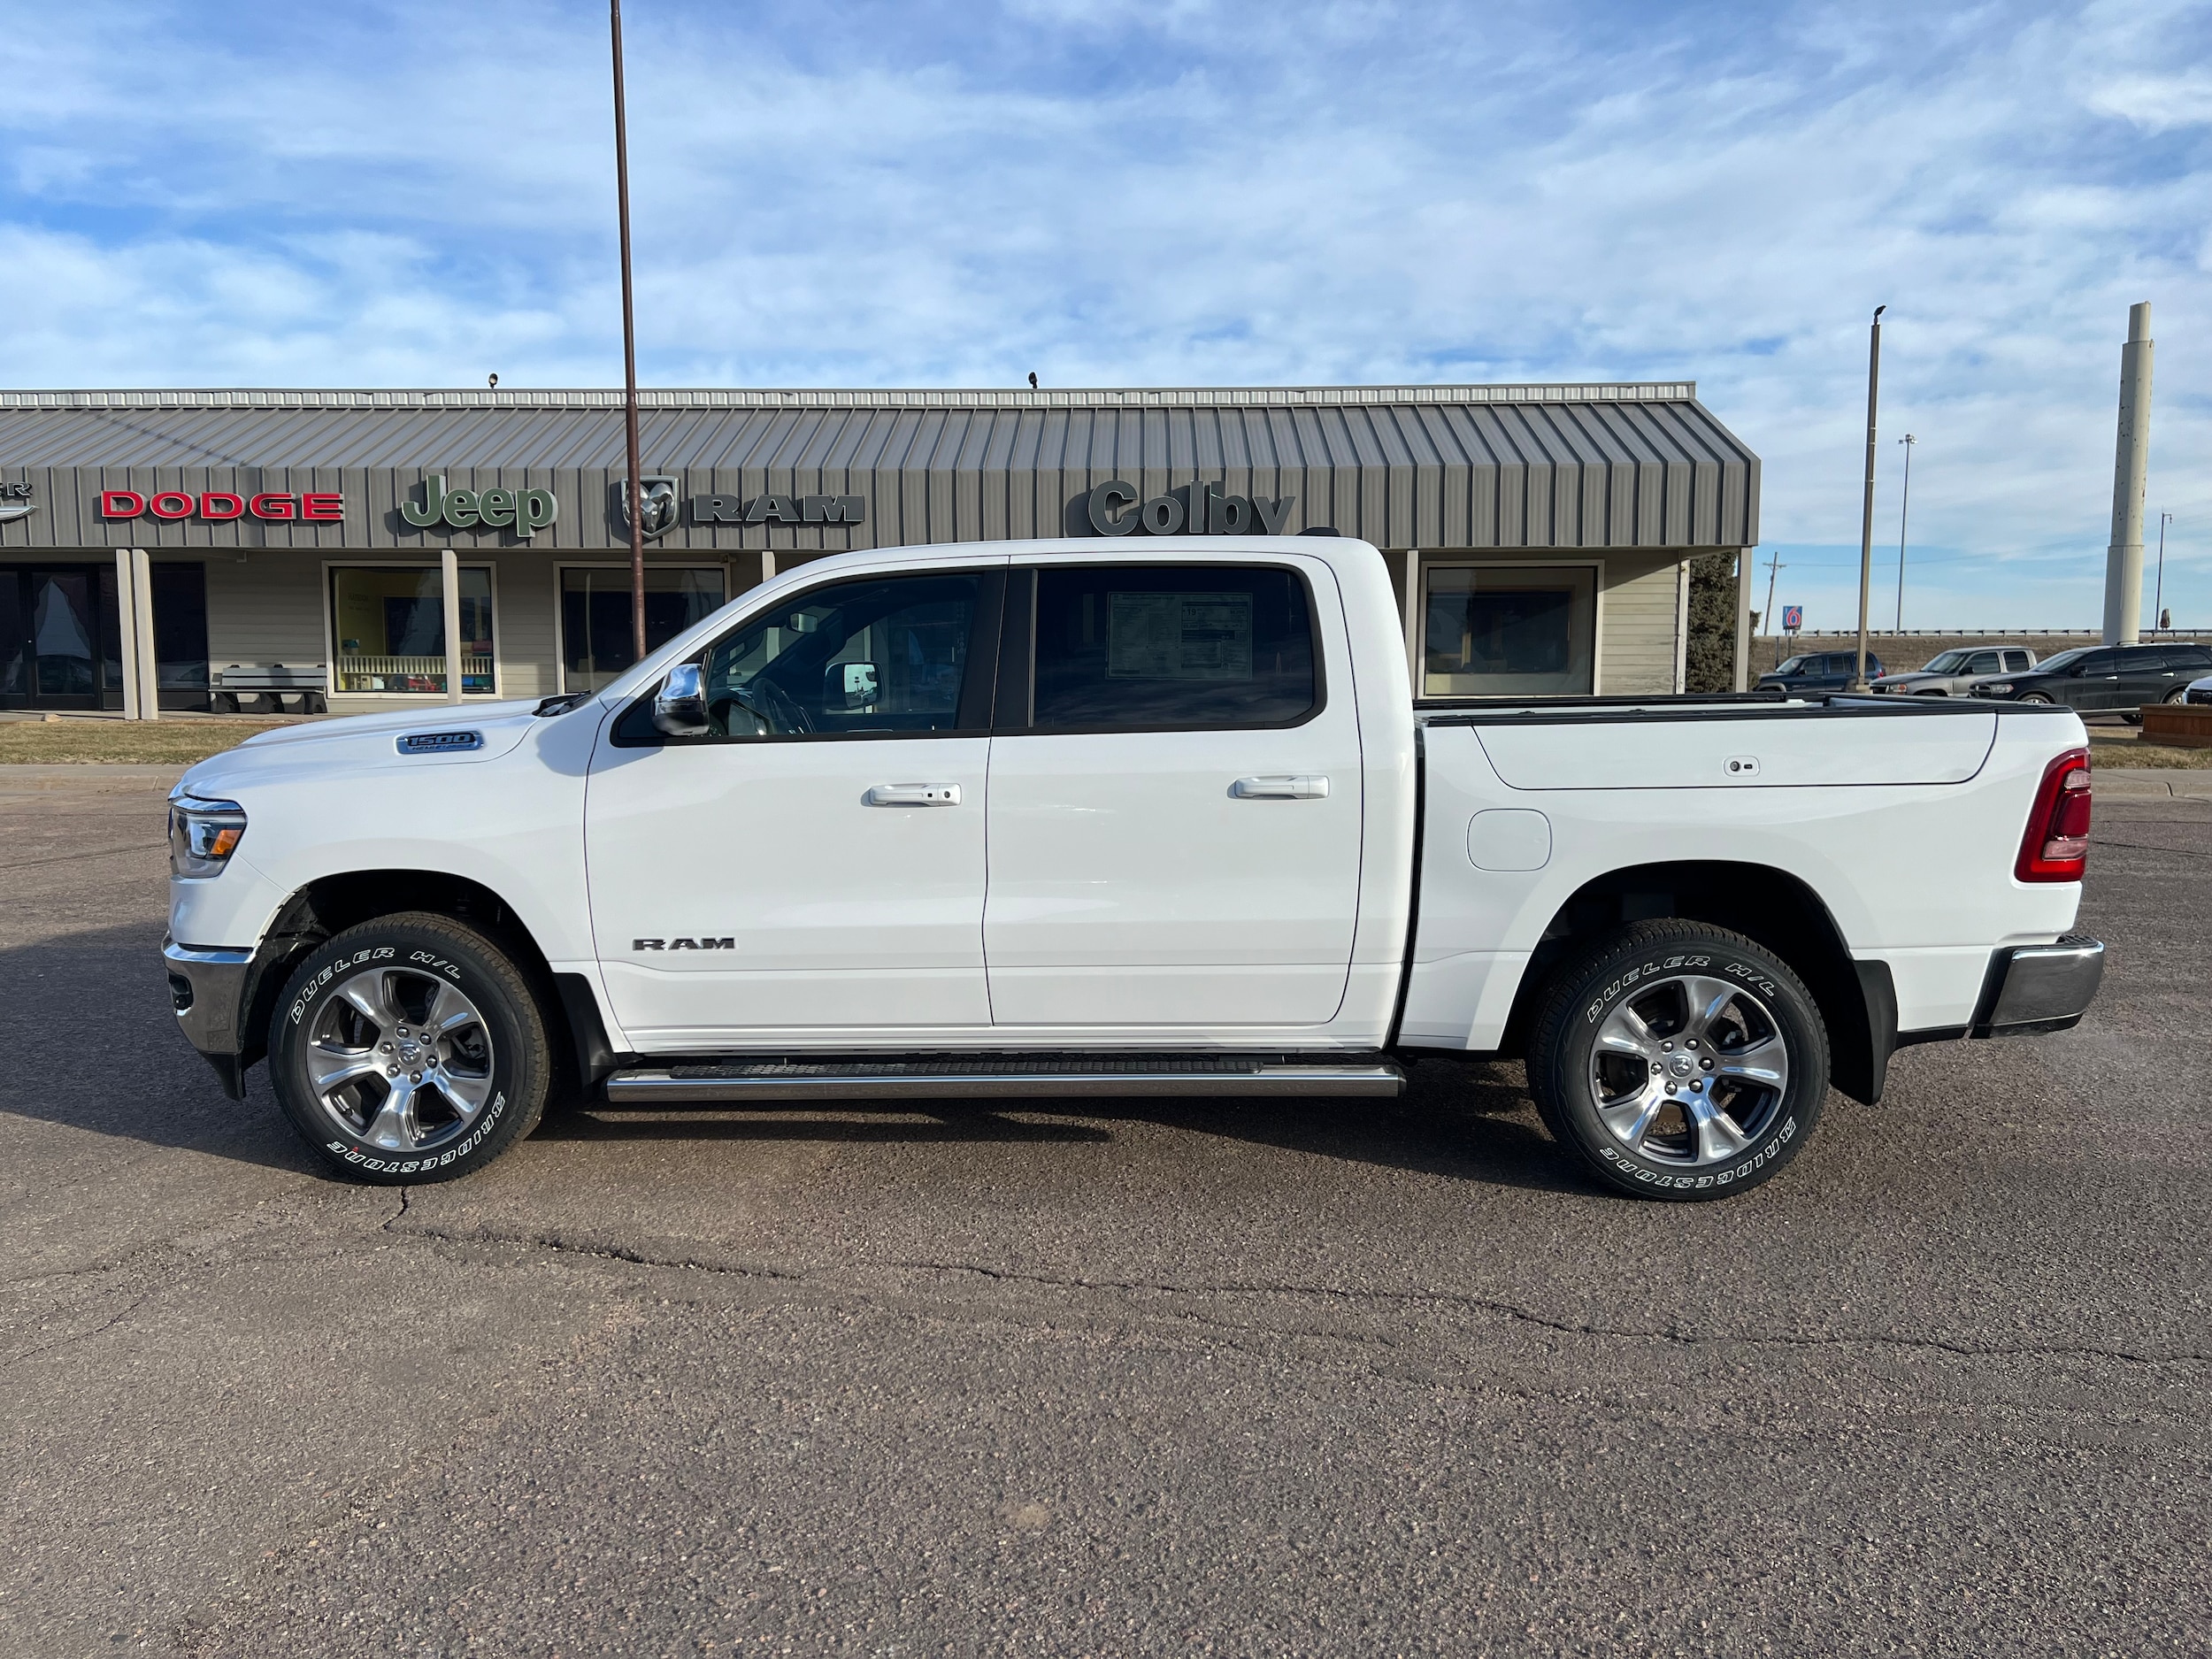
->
<box><xmin>0</xmin><ymin>383</ymin><xmax>1758</xmax><ymax>553</ymax></box>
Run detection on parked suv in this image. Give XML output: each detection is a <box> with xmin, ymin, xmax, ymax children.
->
<box><xmin>1969</xmin><ymin>642</ymin><xmax>2212</xmax><ymax>719</ymax></box>
<box><xmin>1755</xmin><ymin>649</ymin><xmax>1886</xmax><ymax>694</ymax></box>
<box><xmin>1871</xmin><ymin>646</ymin><xmax>2036</xmax><ymax>696</ymax></box>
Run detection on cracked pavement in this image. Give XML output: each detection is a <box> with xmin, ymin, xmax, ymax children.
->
<box><xmin>1</xmin><ymin>767</ymin><xmax>2207</xmax><ymax>1657</ymax></box>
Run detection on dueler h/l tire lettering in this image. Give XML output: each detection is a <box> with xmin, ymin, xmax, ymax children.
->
<box><xmin>267</xmin><ymin>911</ymin><xmax>554</xmax><ymax>1184</ymax></box>
<box><xmin>1525</xmin><ymin>919</ymin><xmax>1829</xmax><ymax>1202</ymax></box>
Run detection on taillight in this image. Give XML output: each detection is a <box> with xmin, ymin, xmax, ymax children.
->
<box><xmin>2016</xmin><ymin>747</ymin><xmax>2092</xmax><ymax>882</ymax></box>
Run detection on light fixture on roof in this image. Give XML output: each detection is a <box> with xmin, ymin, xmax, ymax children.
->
<box><xmin>488</xmin><ymin>373</ymin><xmax>499</xmax><ymax>389</ymax></box>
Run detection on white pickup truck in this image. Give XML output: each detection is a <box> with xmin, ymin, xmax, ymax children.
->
<box><xmin>164</xmin><ymin>535</ymin><xmax>2105</xmax><ymax>1200</ymax></box>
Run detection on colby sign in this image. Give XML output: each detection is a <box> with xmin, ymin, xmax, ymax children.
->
<box><xmin>403</xmin><ymin>475</ymin><xmax>560</xmax><ymax>537</ymax></box>
<box><xmin>1085</xmin><ymin>480</ymin><xmax>1295</xmax><ymax>537</ymax></box>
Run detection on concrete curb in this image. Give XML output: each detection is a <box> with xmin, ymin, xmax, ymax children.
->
<box><xmin>0</xmin><ymin>764</ymin><xmax>188</xmax><ymax>792</ymax></box>
<box><xmin>2093</xmin><ymin>766</ymin><xmax>2212</xmax><ymax>801</ymax></box>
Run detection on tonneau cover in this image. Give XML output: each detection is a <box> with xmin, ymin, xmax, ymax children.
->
<box><xmin>1443</xmin><ymin>701</ymin><xmax>1999</xmax><ymax>789</ymax></box>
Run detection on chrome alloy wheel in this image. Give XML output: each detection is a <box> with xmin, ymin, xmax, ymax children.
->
<box><xmin>1588</xmin><ymin>973</ymin><xmax>1791</xmax><ymax>1166</ymax></box>
<box><xmin>302</xmin><ymin>964</ymin><xmax>497</xmax><ymax>1153</ymax></box>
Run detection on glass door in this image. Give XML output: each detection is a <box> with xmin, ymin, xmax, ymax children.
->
<box><xmin>0</xmin><ymin>565</ymin><xmax>139</xmax><ymax>710</ymax></box>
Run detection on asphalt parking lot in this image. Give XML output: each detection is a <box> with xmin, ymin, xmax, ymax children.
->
<box><xmin>2</xmin><ymin>767</ymin><xmax>2207</xmax><ymax>1658</ymax></box>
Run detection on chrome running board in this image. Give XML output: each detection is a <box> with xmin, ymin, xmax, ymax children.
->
<box><xmin>603</xmin><ymin>1056</ymin><xmax>1405</xmax><ymax>1104</ymax></box>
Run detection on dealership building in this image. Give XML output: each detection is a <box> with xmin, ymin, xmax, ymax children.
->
<box><xmin>0</xmin><ymin>382</ymin><xmax>1758</xmax><ymax>714</ymax></box>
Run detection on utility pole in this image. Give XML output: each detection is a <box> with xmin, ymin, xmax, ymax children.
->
<box><xmin>1853</xmin><ymin>305</ymin><xmax>1886</xmax><ymax>691</ymax></box>
<box><xmin>611</xmin><ymin>0</ymin><xmax>648</xmax><ymax>661</ymax></box>
<box><xmin>2154</xmin><ymin>511</ymin><xmax>2173</xmax><ymax>634</ymax></box>
<box><xmin>1894</xmin><ymin>433</ymin><xmax>1916</xmax><ymax>631</ymax></box>
<box><xmin>1762</xmin><ymin>548</ymin><xmax>1785</xmax><ymax>636</ymax></box>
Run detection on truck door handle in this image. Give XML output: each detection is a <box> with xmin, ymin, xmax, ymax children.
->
<box><xmin>864</xmin><ymin>782</ymin><xmax>961</xmax><ymax>807</ymax></box>
<box><xmin>1232</xmin><ymin>775</ymin><xmax>1329</xmax><ymax>800</ymax></box>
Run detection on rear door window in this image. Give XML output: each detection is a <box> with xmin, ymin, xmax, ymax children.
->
<box><xmin>2003</xmin><ymin>650</ymin><xmax>2032</xmax><ymax>672</ymax></box>
<box><xmin>1022</xmin><ymin>564</ymin><xmax>1318</xmax><ymax>731</ymax></box>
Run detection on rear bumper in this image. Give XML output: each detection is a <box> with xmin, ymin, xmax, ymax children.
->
<box><xmin>163</xmin><ymin>937</ymin><xmax>254</xmax><ymax>1098</ymax></box>
<box><xmin>1972</xmin><ymin>934</ymin><xmax>2105</xmax><ymax>1037</ymax></box>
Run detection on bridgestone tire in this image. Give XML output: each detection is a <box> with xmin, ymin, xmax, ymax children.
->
<box><xmin>1525</xmin><ymin>920</ymin><xmax>1829</xmax><ymax>1202</ymax></box>
<box><xmin>268</xmin><ymin>912</ymin><xmax>553</xmax><ymax>1184</ymax></box>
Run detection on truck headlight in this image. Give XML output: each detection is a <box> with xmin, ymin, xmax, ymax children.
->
<box><xmin>169</xmin><ymin>794</ymin><xmax>248</xmax><ymax>879</ymax></box>
<box><xmin>1978</xmin><ymin>682</ymin><xmax>2013</xmax><ymax>695</ymax></box>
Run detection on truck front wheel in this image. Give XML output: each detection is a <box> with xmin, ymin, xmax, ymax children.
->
<box><xmin>1525</xmin><ymin>921</ymin><xmax>1829</xmax><ymax>1201</ymax></box>
<box><xmin>267</xmin><ymin>912</ymin><xmax>554</xmax><ymax>1184</ymax></box>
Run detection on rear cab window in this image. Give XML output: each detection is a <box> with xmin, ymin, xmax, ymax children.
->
<box><xmin>1010</xmin><ymin>564</ymin><xmax>1320</xmax><ymax>731</ymax></box>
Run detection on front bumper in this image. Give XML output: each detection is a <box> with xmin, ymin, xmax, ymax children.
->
<box><xmin>163</xmin><ymin>937</ymin><xmax>254</xmax><ymax>1098</ymax></box>
<box><xmin>1973</xmin><ymin>934</ymin><xmax>2105</xmax><ymax>1037</ymax></box>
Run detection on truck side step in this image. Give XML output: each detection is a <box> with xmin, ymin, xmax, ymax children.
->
<box><xmin>603</xmin><ymin>1055</ymin><xmax>1405</xmax><ymax>1104</ymax></box>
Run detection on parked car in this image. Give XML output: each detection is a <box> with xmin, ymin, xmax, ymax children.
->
<box><xmin>164</xmin><ymin>535</ymin><xmax>2103</xmax><ymax>1202</ymax></box>
<box><xmin>2185</xmin><ymin>673</ymin><xmax>2212</xmax><ymax>706</ymax></box>
<box><xmin>1755</xmin><ymin>649</ymin><xmax>1886</xmax><ymax>693</ymax></box>
<box><xmin>1871</xmin><ymin>646</ymin><xmax>2036</xmax><ymax>696</ymax></box>
<box><xmin>1969</xmin><ymin>642</ymin><xmax>2212</xmax><ymax>721</ymax></box>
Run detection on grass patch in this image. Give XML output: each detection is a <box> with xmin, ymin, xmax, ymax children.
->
<box><xmin>2087</xmin><ymin>729</ymin><xmax>2212</xmax><ymax>769</ymax></box>
<box><xmin>0</xmin><ymin>718</ymin><xmax>296</xmax><ymax>766</ymax></box>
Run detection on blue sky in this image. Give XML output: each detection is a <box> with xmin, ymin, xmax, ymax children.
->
<box><xmin>4</xmin><ymin>0</ymin><xmax>2210</xmax><ymax>628</ymax></box>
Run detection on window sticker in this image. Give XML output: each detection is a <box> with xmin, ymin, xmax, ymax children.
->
<box><xmin>1107</xmin><ymin>592</ymin><xmax>1254</xmax><ymax>681</ymax></box>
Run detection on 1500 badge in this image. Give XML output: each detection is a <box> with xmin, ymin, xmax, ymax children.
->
<box><xmin>634</xmin><ymin>937</ymin><xmax>735</xmax><ymax>950</ymax></box>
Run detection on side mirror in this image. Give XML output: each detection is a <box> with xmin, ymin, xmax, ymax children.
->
<box><xmin>826</xmin><ymin>661</ymin><xmax>879</xmax><ymax>711</ymax></box>
<box><xmin>653</xmin><ymin>662</ymin><xmax>709</xmax><ymax>736</ymax></box>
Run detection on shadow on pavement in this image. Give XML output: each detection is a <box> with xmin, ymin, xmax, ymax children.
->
<box><xmin>0</xmin><ymin>922</ymin><xmax>322</xmax><ymax>1178</ymax></box>
<box><xmin>4</xmin><ymin>923</ymin><xmax>1586</xmax><ymax>1195</ymax></box>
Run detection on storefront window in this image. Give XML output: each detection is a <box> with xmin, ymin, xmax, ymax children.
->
<box><xmin>1422</xmin><ymin>564</ymin><xmax>1596</xmax><ymax>698</ymax></box>
<box><xmin>560</xmin><ymin>567</ymin><xmax>727</xmax><ymax>692</ymax></box>
<box><xmin>330</xmin><ymin>566</ymin><xmax>495</xmax><ymax>695</ymax></box>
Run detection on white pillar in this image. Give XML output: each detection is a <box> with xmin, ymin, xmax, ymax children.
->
<box><xmin>759</xmin><ymin>549</ymin><xmax>777</xmax><ymax>586</ymax></box>
<box><xmin>1672</xmin><ymin>558</ymin><xmax>1691</xmax><ymax>694</ymax></box>
<box><xmin>130</xmin><ymin>548</ymin><xmax>159</xmax><ymax>722</ymax></box>
<box><xmin>2102</xmin><ymin>302</ymin><xmax>2154</xmax><ymax>645</ymax></box>
<box><xmin>1402</xmin><ymin>549</ymin><xmax>1421</xmax><ymax>694</ymax></box>
<box><xmin>114</xmin><ymin>549</ymin><xmax>142</xmax><ymax>720</ymax></box>
<box><xmin>441</xmin><ymin>546</ymin><xmax>464</xmax><ymax>705</ymax></box>
<box><xmin>1733</xmin><ymin>549</ymin><xmax>1753</xmax><ymax>692</ymax></box>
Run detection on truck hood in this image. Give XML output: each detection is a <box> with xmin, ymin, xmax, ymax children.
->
<box><xmin>178</xmin><ymin>699</ymin><xmax>550</xmax><ymax>797</ymax></box>
<box><xmin>1871</xmin><ymin>672</ymin><xmax>1942</xmax><ymax>687</ymax></box>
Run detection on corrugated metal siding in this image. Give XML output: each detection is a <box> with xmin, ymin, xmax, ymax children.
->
<box><xmin>1597</xmin><ymin>554</ymin><xmax>1688</xmax><ymax>695</ymax></box>
<box><xmin>0</xmin><ymin>384</ymin><xmax>1758</xmax><ymax>556</ymax></box>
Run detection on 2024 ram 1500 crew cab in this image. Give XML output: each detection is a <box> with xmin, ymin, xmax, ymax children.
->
<box><xmin>163</xmin><ymin>535</ymin><xmax>2106</xmax><ymax>1199</ymax></box>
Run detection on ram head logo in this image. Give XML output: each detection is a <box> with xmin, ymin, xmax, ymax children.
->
<box><xmin>614</xmin><ymin>475</ymin><xmax>680</xmax><ymax>540</ymax></box>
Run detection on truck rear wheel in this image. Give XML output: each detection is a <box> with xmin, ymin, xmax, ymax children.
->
<box><xmin>267</xmin><ymin>912</ymin><xmax>553</xmax><ymax>1184</ymax></box>
<box><xmin>1525</xmin><ymin>920</ymin><xmax>1828</xmax><ymax>1201</ymax></box>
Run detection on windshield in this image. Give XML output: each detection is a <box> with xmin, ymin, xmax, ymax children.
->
<box><xmin>1918</xmin><ymin>650</ymin><xmax>1971</xmax><ymax>673</ymax></box>
<box><xmin>2032</xmin><ymin>648</ymin><xmax>2093</xmax><ymax>673</ymax></box>
<box><xmin>1774</xmin><ymin>656</ymin><xmax>1807</xmax><ymax>675</ymax></box>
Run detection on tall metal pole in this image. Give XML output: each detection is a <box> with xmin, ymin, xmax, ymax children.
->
<box><xmin>1762</xmin><ymin>549</ymin><xmax>1784</xmax><ymax>636</ymax></box>
<box><xmin>611</xmin><ymin>0</ymin><xmax>647</xmax><ymax>661</ymax></box>
<box><xmin>2154</xmin><ymin>511</ymin><xmax>2172</xmax><ymax>632</ymax></box>
<box><xmin>1894</xmin><ymin>433</ymin><xmax>1916</xmax><ymax>632</ymax></box>
<box><xmin>2101</xmin><ymin>302</ymin><xmax>2154</xmax><ymax>645</ymax></box>
<box><xmin>1853</xmin><ymin>305</ymin><xmax>1886</xmax><ymax>691</ymax></box>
